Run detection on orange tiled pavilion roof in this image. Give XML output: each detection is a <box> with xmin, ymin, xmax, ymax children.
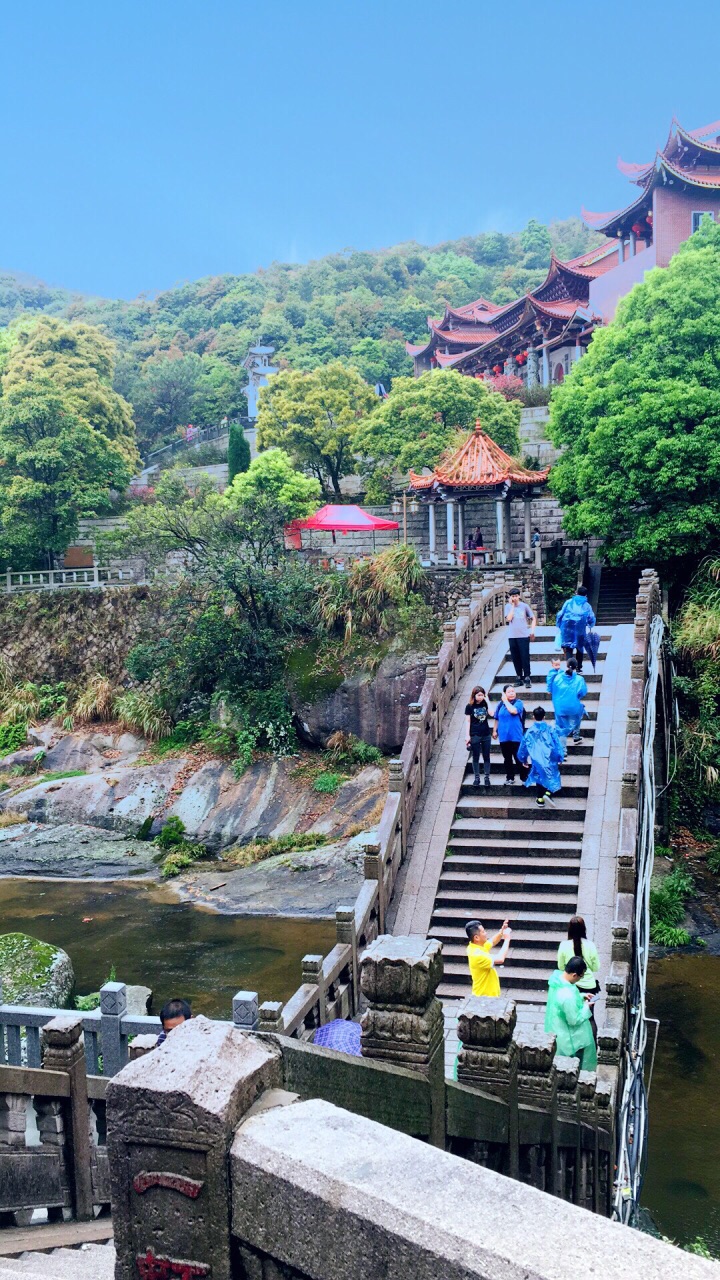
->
<box><xmin>409</xmin><ymin>420</ymin><xmax>550</xmax><ymax>495</ymax></box>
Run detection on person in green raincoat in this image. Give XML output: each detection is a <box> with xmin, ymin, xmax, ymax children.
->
<box><xmin>544</xmin><ymin>956</ymin><xmax>597</xmax><ymax>1070</ymax></box>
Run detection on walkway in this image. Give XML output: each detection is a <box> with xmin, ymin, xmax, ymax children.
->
<box><xmin>389</xmin><ymin>622</ymin><xmax>634</xmax><ymax>1075</ymax></box>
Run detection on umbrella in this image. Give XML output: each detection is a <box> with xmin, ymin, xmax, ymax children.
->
<box><xmin>579</xmin><ymin>629</ymin><xmax>601</xmax><ymax>670</ymax></box>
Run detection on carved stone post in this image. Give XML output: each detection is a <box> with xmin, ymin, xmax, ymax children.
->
<box><xmin>233</xmin><ymin>991</ymin><xmax>260</xmax><ymax>1033</ymax></box>
<box><xmin>100</xmin><ymin>980</ymin><xmax>128</xmax><ymax>1078</ymax></box>
<box><xmin>107</xmin><ymin>1016</ymin><xmax>281</xmax><ymax>1280</ymax></box>
<box><xmin>456</xmin><ymin>996</ymin><xmax>519</xmax><ymax>1178</ymax></box>
<box><xmin>515</xmin><ymin>1029</ymin><xmax>558</xmax><ymax>1196</ymax></box>
<box><xmin>360</xmin><ymin>936</ymin><xmax>445</xmax><ymax>1148</ymax></box>
<box><xmin>554</xmin><ymin>1055</ymin><xmax>580</xmax><ymax>1204</ymax></box>
<box><xmin>335</xmin><ymin>906</ymin><xmax>359</xmax><ymax>1013</ymax></box>
<box><xmin>42</xmin><ymin>1014</ymin><xmax>94</xmax><ymax>1221</ymax></box>
<box><xmin>388</xmin><ymin>758</ymin><xmax>407</xmax><ymax>857</ymax></box>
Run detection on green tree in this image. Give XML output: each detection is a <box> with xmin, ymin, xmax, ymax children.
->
<box><xmin>227</xmin><ymin>422</ymin><xmax>251</xmax><ymax>482</ymax></box>
<box><xmin>520</xmin><ymin>219</ymin><xmax>552</xmax><ymax>269</ymax></box>
<box><xmin>2</xmin><ymin>316</ymin><xmax>138</xmax><ymax>467</ymax></box>
<box><xmin>132</xmin><ymin>352</ymin><xmax>202</xmax><ymax>448</ymax></box>
<box><xmin>0</xmin><ymin>380</ymin><xmax>131</xmax><ymax>568</ymax></box>
<box><xmin>548</xmin><ymin>219</ymin><xmax>720</xmax><ymax>571</ymax></box>
<box><xmin>256</xmin><ymin>361</ymin><xmax>376</xmax><ymax>496</ymax></box>
<box><xmin>355</xmin><ymin>368</ymin><xmax>521</xmax><ymax>500</ymax></box>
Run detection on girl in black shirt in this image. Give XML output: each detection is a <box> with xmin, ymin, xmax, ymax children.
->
<box><xmin>465</xmin><ymin>685</ymin><xmax>493</xmax><ymax>788</ymax></box>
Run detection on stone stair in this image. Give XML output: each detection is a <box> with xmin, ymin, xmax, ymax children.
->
<box><xmin>595</xmin><ymin>567</ymin><xmax>639</xmax><ymax>625</ymax></box>
<box><xmin>429</xmin><ymin>629</ymin><xmax>613</xmax><ymax>1006</ymax></box>
<box><xmin>0</xmin><ymin>1244</ymin><xmax>115</xmax><ymax>1279</ymax></box>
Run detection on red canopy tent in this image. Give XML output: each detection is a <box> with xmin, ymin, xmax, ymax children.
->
<box><xmin>286</xmin><ymin>504</ymin><xmax>399</xmax><ymax>551</ymax></box>
<box><xmin>299</xmin><ymin>504</ymin><xmax>399</xmax><ymax>533</ymax></box>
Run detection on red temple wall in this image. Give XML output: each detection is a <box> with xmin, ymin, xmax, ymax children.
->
<box><xmin>653</xmin><ymin>185</ymin><xmax>720</xmax><ymax>268</ymax></box>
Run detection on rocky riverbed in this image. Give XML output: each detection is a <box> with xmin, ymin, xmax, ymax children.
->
<box><xmin>0</xmin><ymin>724</ymin><xmax>386</xmax><ymax>915</ymax></box>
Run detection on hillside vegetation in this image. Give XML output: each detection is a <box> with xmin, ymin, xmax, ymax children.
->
<box><xmin>1</xmin><ymin>218</ymin><xmax>599</xmax><ymax>453</ymax></box>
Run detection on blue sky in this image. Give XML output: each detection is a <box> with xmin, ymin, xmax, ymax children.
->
<box><xmin>2</xmin><ymin>0</ymin><xmax>720</xmax><ymax>299</ymax></box>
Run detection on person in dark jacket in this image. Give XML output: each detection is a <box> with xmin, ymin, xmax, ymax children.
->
<box><xmin>465</xmin><ymin>685</ymin><xmax>493</xmax><ymax>788</ymax></box>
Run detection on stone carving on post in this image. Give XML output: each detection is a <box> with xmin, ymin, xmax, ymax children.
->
<box><xmin>456</xmin><ymin>996</ymin><xmax>517</xmax><ymax>1100</ymax></box>
<box><xmin>107</xmin><ymin>1016</ymin><xmax>281</xmax><ymax>1280</ymax></box>
<box><xmin>360</xmin><ymin>935</ymin><xmax>445</xmax><ymax>1146</ymax></box>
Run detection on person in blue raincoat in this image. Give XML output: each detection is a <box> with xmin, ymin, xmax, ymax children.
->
<box><xmin>546</xmin><ymin>656</ymin><xmax>587</xmax><ymax>750</ymax></box>
<box><xmin>517</xmin><ymin>706</ymin><xmax>564</xmax><ymax>807</ymax></box>
<box><xmin>555</xmin><ymin>586</ymin><xmax>596</xmax><ymax>672</ymax></box>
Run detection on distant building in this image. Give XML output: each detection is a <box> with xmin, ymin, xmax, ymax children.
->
<box><xmin>406</xmin><ymin>118</ymin><xmax>720</xmax><ymax>387</ymax></box>
<box><xmin>242</xmin><ymin>345</ymin><xmax>279</xmax><ymax>420</ymax></box>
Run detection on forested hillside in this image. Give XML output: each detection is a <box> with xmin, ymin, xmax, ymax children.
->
<box><xmin>1</xmin><ymin>217</ymin><xmax>599</xmax><ymax>453</ymax></box>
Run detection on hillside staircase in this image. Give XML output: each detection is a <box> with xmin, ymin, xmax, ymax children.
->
<box><xmin>595</xmin><ymin>567</ymin><xmax>639</xmax><ymax>625</ymax></box>
<box><xmin>424</xmin><ymin>628</ymin><xmax>611</xmax><ymax>1009</ymax></box>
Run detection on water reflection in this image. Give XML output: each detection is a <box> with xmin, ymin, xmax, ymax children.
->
<box><xmin>0</xmin><ymin>877</ymin><xmax>335</xmax><ymax>1020</ymax></box>
<box><xmin>642</xmin><ymin>953</ymin><xmax>720</xmax><ymax>1253</ymax></box>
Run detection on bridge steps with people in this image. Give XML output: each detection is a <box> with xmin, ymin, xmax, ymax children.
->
<box><xmin>391</xmin><ymin>622</ymin><xmax>634</xmax><ymax>1045</ymax></box>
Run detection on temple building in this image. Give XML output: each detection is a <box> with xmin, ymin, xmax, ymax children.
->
<box><xmin>408</xmin><ymin>420</ymin><xmax>549</xmax><ymax>564</ymax></box>
<box><xmin>407</xmin><ymin>118</ymin><xmax>720</xmax><ymax>386</ymax></box>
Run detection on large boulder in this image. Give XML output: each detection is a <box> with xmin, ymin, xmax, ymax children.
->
<box><xmin>0</xmin><ymin>932</ymin><xmax>74</xmax><ymax>1007</ymax></box>
<box><xmin>0</xmin><ymin>760</ymin><xmax>184</xmax><ymax>834</ymax></box>
<box><xmin>292</xmin><ymin>650</ymin><xmax>428</xmax><ymax>753</ymax></box>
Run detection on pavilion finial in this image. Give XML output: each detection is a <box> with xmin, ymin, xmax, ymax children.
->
<box><xmin>474</xmin><ymin>419</ymin><xmax>483</xmax><ymax>434</ymax></box>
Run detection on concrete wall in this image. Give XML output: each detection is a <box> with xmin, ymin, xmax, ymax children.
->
<box><xmin>589</xmin><ymin>243</ymin><xmax>657</xmax><ymax>321</ymax></box>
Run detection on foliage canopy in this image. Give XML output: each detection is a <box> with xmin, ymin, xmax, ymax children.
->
<box><xmin>355</xmin><ymin>369</ymin><xmax>521</xmax><ymax>500</ymax></box>
<box><xmin>549</xmin><ymin>220</ymin><xmax>720</xmax><ymax>571</ymax></box>
<box><xmin>256</xmin><ymin>362</ymin><xmax>377</xmax><ymax>496</ymax></box>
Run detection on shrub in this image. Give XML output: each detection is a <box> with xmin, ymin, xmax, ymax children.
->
<box><xmin>0</xmin><ymin>810</ymin><xmax>28</xmax><ymax>828</ymax></box>
<box><xmin>486</xmin><ymin>374</ymin><xmax>525</xmax><ymax>402</ymax></box>
<box><xmin>161</xmin><ymin>844</ymin><xmax>207</xmax><ymax>877</ymax></box>
<box><xmin>73</xmin><ymin>674</ymin><xmax>116</xmax><ymax>724</ymax></box>
<box><xmin>313</xmin><ymin>771</ymin><xmax>345</xmax><ymax>794</ymax></box>
<box><xmin>227</xmin><ymin>831</ymin><xmax>328</xmax><ymax>868</ymax></box>
<box><xmin>649</xmin><ymin>865</ymin><xmax>694</xmax><ymax>944</ymax></box>
<box><xmin>0</xmin><ymin>722</ymin><xmax>28</xmax><ymax>757</ymax></box>
<box><xmin>324</xmin><ymin>730</ymin><xmax>383</xmax><ymax>768</ymax></box>
<box><xmin>114</xmin><ymin>690</ymin><xmax>172</xmax><ymax>741</ymax></box>
<box><xmin>707</xmin><ymin>843</ymin><xmax>720</xmax><ymax>874</ymax></box>
<box><xmin>154</xmin><ymin>816</ymin><xmax>189</xmax><ymax>849</ymax></box>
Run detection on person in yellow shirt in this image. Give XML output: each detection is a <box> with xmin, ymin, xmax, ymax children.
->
<box><xmin>465</xmin><ymin>919</ymin><xmax>512</xmax><ymax>997</ymax></box>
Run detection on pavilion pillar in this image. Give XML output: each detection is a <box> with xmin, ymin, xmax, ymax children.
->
<box><xmin>618</xmin><ymin>237</ymin><xmax>625</xmax><ymax>264</ymax></box>
<box><xmin>574</xmin><ymin>337</ymin><xmax>582</xmax><ymax>361</ymax></box>
<box><xmin>495</xmin><ymin>499</ymin><xmax>505</xmax><ymax>559</ymax></box>
<box><xmin>446</xmin><ymin>501</ymin><xmax>455</xmax><ymax>564</ymax></box>
<box><xmin>541</xmin><ymin>345</ymin><xmax>550</xmax><ymax>386</ymax></box>
<box><xmin>457</xmin><ymin>502</ymin><xmax>464</xmax><ymax>557</ymax></box>
<box><xmin>504</xmin><ymin>497</ymin><xmax>513</xmax><ymax>560</ymax></box>
<box><xmin>527</xmin><ymin>348</ymin><xmax>539</xmax><ymax>387</ymax></box>
<box><xmin>428</xmin><ymin>503</ymin><xmax>436</xmax><ymax>560</ymax></box>
<box><xmin>629</xmin><ymin>230</ymin><xmax>637</xmax><ymax>257</ymax></box>
<box><xmin>524</xmin><ymin>496</ymin><xmax>532</xmax><ymax>557</ymax></box>
<box><xmin>503</xmin><ymin>358</ymin><xmax>513</xmax><ymax>377</ymax></box>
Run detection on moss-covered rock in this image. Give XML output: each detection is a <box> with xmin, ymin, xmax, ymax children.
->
<box><xmin>0</xmin><ymin>932</ymin><xmax>74</xmax><ymax>1007</ymax></box>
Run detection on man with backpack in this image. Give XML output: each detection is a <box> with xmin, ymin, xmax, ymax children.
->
<box><xmin>555</xmin><ymin>585</ymin><xmax>596</xmax><ymax>672</ymax></box>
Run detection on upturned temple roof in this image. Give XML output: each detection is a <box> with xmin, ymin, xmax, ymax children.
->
<box><xmin>583</xmin><ymin>117</ymin><xmax>720</xmax><ymax>232</ymax></box>
<box><xmin>405</xmin><ymin>248</ymin><xmax>615</xmax><ymax>368</ymax></box>
<box><xmin>409</xmin><ymin>420</ymin><xmax>550</xmax><ymax>497</ymax></box>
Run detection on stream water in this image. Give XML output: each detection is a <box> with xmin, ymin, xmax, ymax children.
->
<box><xmin>642</xmin><ymin>952</ymin><xmax>720</xmax><ymax>1253</ymax></box>
<box><xmin>2</xmin><ymin>881</ymin><xmax>718</xmax><ymax>1249</ymax></box>
<box><xmin>0</xmin><ymin>877</ymin><xmax>335</xmax><ymax>1019</ymax></box>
